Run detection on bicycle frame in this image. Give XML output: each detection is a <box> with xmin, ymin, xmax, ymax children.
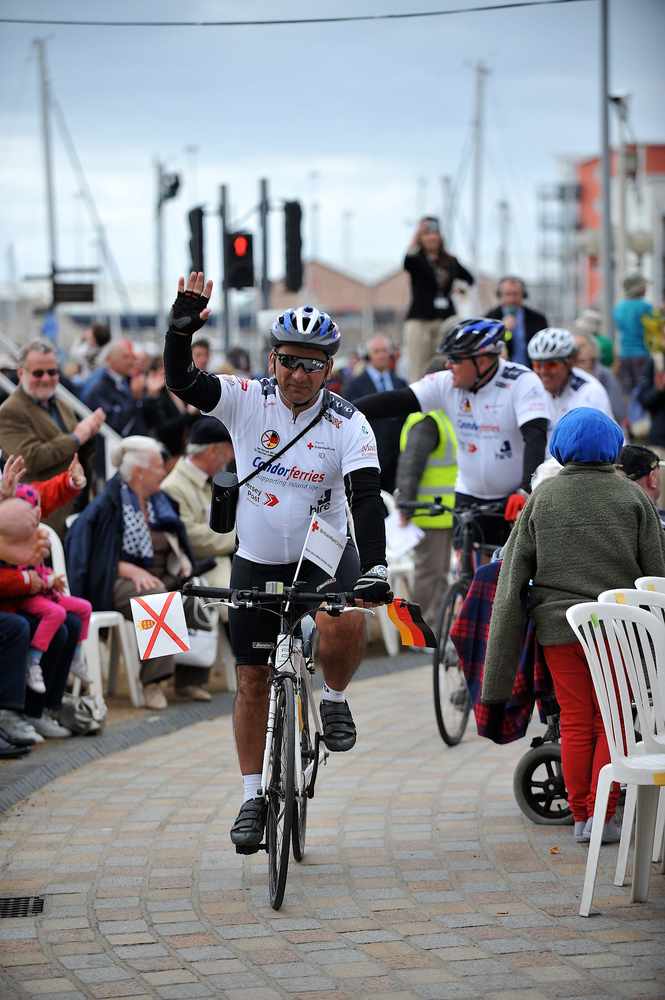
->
<box><xmin>258</xmin><ymin>622</ymin><xmax>328</xmax><ymax>804</ymax></box>
<box><xmin>454</xmin><ymin>504</ymin><xmax>505</xmax><ymax>586</ymax></box>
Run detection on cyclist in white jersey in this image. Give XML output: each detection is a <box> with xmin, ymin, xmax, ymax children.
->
<box><xmin>527</xmin><ymin>327</ymin><xmax>613</xmax><ymax>427</ymax></box>
<box><xmin>164</xmin><ymin>273</ymin><xmax>392</xmax><ymax>852</ymax></box>
<box><xmin>356</xmin><ymin>318</ymin><xmax>550</xmax><ymax>541</ymax></box>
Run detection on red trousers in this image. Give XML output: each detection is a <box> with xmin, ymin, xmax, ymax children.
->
<box><xmin>543</xmin><ymin>641</ymin><xmax>620</xmax><ymax>823</ymax></box>
<box><xmin>21</xmin><ymin>594</ymin><xmax>91</xmax><ymax>653</ymax></box>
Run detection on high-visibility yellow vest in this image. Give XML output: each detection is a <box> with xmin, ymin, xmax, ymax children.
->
<box><xmin>399</xmin><ymin>410</ymin><xmax>457</xmax><ymax>529</ymax></box>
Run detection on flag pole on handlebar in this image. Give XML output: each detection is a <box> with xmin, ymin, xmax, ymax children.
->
<box><xmin>286</xmin><ymin>513</ymin><xmax>347</xmax><ymax>614</ymax></box>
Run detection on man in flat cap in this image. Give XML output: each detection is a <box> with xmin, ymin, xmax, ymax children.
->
<box><xmin>617</xmin><ymin>444</ymin><xmax>665</xmax><ymax>528</ymax></box>
<box><xmin>162</xmin><ymin>417</ymin><xmax>236</xmax><ymax>589</ymax></box>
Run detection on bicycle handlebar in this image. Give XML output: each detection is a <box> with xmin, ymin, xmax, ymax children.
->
<box><xmin>395</xmin><ymin>496</ymin><xmax>506</xmax><ymax>519</ymax></box>
<box><xmin>183</xmin><ymin>583</ymin><xmax>358</xmax><ymax>610</ymax></box>
<box><xmin>397</xmin><ymin>497</ymin><xmax>448</xmax><ymax>516</ymax></box>
<box><xmin>454</xmin><ymin>501</ymin><xmax>506</xmax><ymax>518</ymax></box>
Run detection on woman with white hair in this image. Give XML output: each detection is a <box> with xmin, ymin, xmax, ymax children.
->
<box><xmin>65</xmin><ymin>436</ymin><xmax>198</xmax><ymax>710</ymax></box>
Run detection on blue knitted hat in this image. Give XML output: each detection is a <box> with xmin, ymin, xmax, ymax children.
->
<box><xmin>550</xmin><ymin>407</ymin><xmax>624</xmax><ymax>465</ymax></box>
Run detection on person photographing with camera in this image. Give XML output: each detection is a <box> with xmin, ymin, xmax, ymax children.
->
<box><xmin>164</xmin><ymin>272</ymin><xmax>392</xmax><ymax>853</ymax></box>
<box><xmin>403</xmin><ymin>217</ymin><xmax>474</xmax><ymax>383</ymax></box>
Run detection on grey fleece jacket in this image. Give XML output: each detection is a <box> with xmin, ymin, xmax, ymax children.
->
<box><xmin>482</xmin><ymin>463</ymin><xmax>665</xmax><ymax>703</ymax></box>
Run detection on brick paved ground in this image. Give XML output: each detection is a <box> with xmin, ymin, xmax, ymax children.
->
<box><xmin>0</xmin><ymin>662</ymin><xmax>663</xmax><ymax>1000</ymax></box>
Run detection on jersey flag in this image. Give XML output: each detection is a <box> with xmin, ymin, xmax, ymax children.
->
<box><xmin>301</xmin><ymin>513</ymin><xmax>347</xmax><ymax>576</ymax></box>
<box><xmin>130</xmin><ymin>591</ymin><xmax>190</xmax><ymax>660</ymax></box>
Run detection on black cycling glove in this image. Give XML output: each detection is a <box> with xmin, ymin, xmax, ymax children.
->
<box><xmin>353</xmin><ymin>565</ymin><xmax>393</xmax><ymax>604</ymax></box>
<box><xmin>168</xmin><ymin>290</ymin><xmax>210</xmax><ymax>337</ymax></box>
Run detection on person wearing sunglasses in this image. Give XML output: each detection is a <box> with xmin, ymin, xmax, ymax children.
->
<box><xmin>355</xmin><ymin>317</ymin><xmax>551</xmax><ymax>544</ymax></box>
<box><xmin>527</xmin><ymin>328</ymin><xmax>614</xmax><ymax>430</ymax></box>
<box><xmin>0</xmin><ymin>339</ymin><xmax>105</xmax><ymax>536</ymax></box>
<box><xmin>164</xmin><ymin>273</ymin><xmax>391</xmax><ymax>853</ymax></box>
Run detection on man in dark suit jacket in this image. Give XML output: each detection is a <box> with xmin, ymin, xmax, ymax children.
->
<box><xmin>81</xmin><ymin>339</ymin><xmax>148</xmax><ymax>437</ymax></box>
<box><xmin>485</xmin><ymin>276</ymin><xmax>548</xmax><ymax>367</ymax></box>
<box><xmin>0</xmin><ymin>339</ymin><xmax>105</xmax><ymax>536</ymax></box>
<box><xmin>345</xmin><ymin>335</ymin><xmax>407</xmax><ymax>494</ymax></box>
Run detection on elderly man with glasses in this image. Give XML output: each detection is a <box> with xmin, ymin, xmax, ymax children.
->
<box><xmin>0</xmin><ymin>338</ymin><xmax>105</xmax><ymax>535</ymax></box>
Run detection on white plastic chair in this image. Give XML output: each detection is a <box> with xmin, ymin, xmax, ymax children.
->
<box><xmin>565</xmin><ymin>601</ymin><xmax>665</xmax><ymax>916</ymax></box>
<box><xmin>635</xmin><ymin>576</ymin><xmax>665</xmax><ymax>596</ymax></box>
<box><xmin>379</xmin><ymin>491</ymin><xmax>415</xmax><ymax>656</ymax></box>
<box><xmin>598</xmin><ymin>588</ymin><xmax>665</xmax><ymax>876</ymax></box>
<box><xmin>43</xmin><ymin>525</ymin><xmax>144</xmax><ymax>709</ymax></box>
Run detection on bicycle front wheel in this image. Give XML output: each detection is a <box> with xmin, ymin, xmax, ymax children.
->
<box><xmin>266</xmin><ymin>678</ymin><xmax>295</xmax><ymax>910</ymax></box>
<box><xmin>433</xmin><ymin>582</ymin><xmax>471</xmax><ymax>746</ymax></box>
<box><xmin>292</xmin><ymin>687</ymin><xmax>310</xmax><ymax>863</ymax></box>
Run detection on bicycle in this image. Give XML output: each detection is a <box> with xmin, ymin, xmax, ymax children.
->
<box><xmin>182</xmin><ymin>581</ymin><xmax>372</xmax><ymax>910</ymax></box>
<box><xmin>398</xmin><ymin>498</ymin><xmax>505</xmax><ymax>746</ymax></box>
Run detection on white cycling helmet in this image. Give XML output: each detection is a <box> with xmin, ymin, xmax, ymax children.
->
<box><xmin>528</xmin><ymin>327</ymin><xmax>576</xmax><ymax>362</ymax></box>
<box><xmin>271</xmin><ymin>305</ymin><xmax>341</xmax><ymax>357</ymax></box>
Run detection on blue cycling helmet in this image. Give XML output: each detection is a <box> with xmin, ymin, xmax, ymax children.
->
<box><xmin>439</xmin><ymin>317</ymin><xmax>505</xmax><ymax>358</ymax></box>
<box><xmin>271</xmin><ymin>306</ymin><xmax>341</xmax><ymax>357</ymax></box>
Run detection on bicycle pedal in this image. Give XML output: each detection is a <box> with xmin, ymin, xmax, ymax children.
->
<box><xmin>234</xmin><ymin>843</ymin><xmax>266</xmax><ymax>856</ymax></box>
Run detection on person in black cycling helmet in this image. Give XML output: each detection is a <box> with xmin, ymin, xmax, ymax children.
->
<box><xmin>163</xmin><ymin>273</ymin><xmax>391</xmax><ymax>854</ymax></box>
<box><xmin>356</xmin><ymin>317</ymin><xmax>550</xmax><ymax>546</ymax></box>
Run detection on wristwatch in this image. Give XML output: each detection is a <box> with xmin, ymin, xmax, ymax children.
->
<box><xmin>365</xmin><ymin>565</ymin><xmax>388</xmax><ymax>580</ymax></box>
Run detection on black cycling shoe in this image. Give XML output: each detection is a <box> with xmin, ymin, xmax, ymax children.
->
<box><xmin>230</xmin><ymin>796</ymin><xmax>267</xmax><ymax>854</ymax></box>
<box><xmin>320</xmin><ymin>699</ymin><xmax>356</xmax><ymax>752</ymax></box>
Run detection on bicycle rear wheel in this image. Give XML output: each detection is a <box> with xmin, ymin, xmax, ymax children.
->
<box><xmin>292</xmin><ymin>686</ymin><xmax>310</xmax><ymax>862</ymax></box>
<box><xmin>433</xmin><ymin>582</ymin><xmax>471</xmax><ymax>746</ymax></box>
<box><xmin>266</xmin><ymin>678</ymin><xmax>295</xmax><ymax>910</ymax></box>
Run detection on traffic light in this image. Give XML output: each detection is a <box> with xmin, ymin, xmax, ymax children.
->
<box><xmin>158</xmin><ymin>171</ymin><xmax>180</xmax><ymax>206</ymax></box>
<box><xmin>188</xmin><ymin>207</ymin><xmax>205</xmax><ymax>273</ymax></box>
<box><xmin>284</xmin><ymin>200</ymin><xmax>303</xmax><ymax>292</ymax></box>
<box><xmin>224</xmin><ymin>231</ymin><xmax>255</xmax><ymax>289</ymax></box>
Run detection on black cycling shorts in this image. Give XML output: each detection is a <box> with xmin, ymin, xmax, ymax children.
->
<box><xmin>228</xmin><ymin>540</ymin><xmax>361</xmax><ymax>666</ymax></box>
<box><xmin>454</xmin><ymin>492</ymin><xmax>510</xmax><ymax>550</ymax></box>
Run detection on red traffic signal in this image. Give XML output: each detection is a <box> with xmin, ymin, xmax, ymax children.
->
<box><xmin>225</xmin><ymin>231</ymin><xmax>254</xmax><ymax>290</ymax></box>
<box><xmin>233</xmin><ymin>235</ymin><xmax>249</xmax><ymax>257</ymax></box>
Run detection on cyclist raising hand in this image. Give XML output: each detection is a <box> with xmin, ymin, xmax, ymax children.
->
<box><xmin>164</xmin><ymin>272</ymin><xmax>391</xmax><ymax>852</ymax></box>
<box><xmin>356</xmin><ymin>318</ymin><xmax>550</xmax><ymax>547</ymax></box>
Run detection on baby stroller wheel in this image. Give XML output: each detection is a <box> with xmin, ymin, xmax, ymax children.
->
<box><xmin>513</xmin><ymin>742</ymin><xmax>572</xmax><ymax>825</ymax></box>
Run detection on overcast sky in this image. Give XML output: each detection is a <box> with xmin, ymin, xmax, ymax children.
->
<box><xmin>1</xmin><ymin>0</ymin><xmax>664</xmax><ymax>314</ymax></box>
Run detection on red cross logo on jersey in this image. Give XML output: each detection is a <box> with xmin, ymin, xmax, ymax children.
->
<box><xmin>311</xmin><ymin>521</ymin><xmax>320</xmax><ymax>532</ymax></box>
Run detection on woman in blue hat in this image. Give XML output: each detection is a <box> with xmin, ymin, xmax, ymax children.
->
<box><xmin>482</xmin><ymin>407</ymin><xmax>665</xmax><ymax>844</ymax></box>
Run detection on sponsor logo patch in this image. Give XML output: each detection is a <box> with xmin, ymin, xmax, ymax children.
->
<box><xmin>252</xmin><ymin>456</ymin><xmax>326</xmax><ymax>484</ymax></box>
<box><xmin>261</xmin><ymin>429</ymin><xmax>280</xmax><ymax>450</ymax></box>
<box><xmin>310</xmin><ymin>489</ymin><xmax>332</xmax><ymax>515</ymax></box>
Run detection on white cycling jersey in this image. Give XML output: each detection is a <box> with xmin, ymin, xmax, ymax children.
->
<box><xmin>411</xmin><ymin>359</ymin><xmax>550</xmax><ymax>499</ymax></box>
<box><xmin>546</xmin><ymin>366</ymin><xmax>614</xmax><ymax>427</ymax></box>
<box><xmin>205</xmin><ymin>375</ymin><xmax>379</xmax><ymax>564</ymax></box>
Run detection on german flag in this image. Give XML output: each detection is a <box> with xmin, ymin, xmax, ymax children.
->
<box><xmin>387</xmin><ymin>598</ymin><xmax>436</xmax><ymax>649</ymax></box>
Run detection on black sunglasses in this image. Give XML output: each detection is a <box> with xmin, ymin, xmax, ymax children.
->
<box><xmin>29</xmin><ymin>368</ymin><xmax>59</xmax><ymax>378</ymax></box>
<box><xmin>275</xmin><ymin>352</ymin><xmax>327</xmax><ymax>374</ymax></box>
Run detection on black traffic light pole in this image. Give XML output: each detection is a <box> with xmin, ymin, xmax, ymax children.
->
<box><xmin>219</xmin><ymin>184</ymin><xmax>231</xmax><ymax>353</ymax></box>
<box><xmin>259</xmin><ymin>178</ymin><xmax>270</xmax><ymax>310</ymax></box>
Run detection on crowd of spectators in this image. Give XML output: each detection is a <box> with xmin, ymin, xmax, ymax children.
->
<box><xmin>0</xmin><ymin>257</ymin><xmax>662</xmax><ymax>763</ymax></box>
<box><xmin>0</xmin><ymin>326</ymin><xmax>252</xmax><ymax>749</ymax></box>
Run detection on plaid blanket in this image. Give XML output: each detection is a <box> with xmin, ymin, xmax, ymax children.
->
<box><xmin>449</xmin><ymin>561</ymin><xmax>555</xmax><ymax>744</ymax></box>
